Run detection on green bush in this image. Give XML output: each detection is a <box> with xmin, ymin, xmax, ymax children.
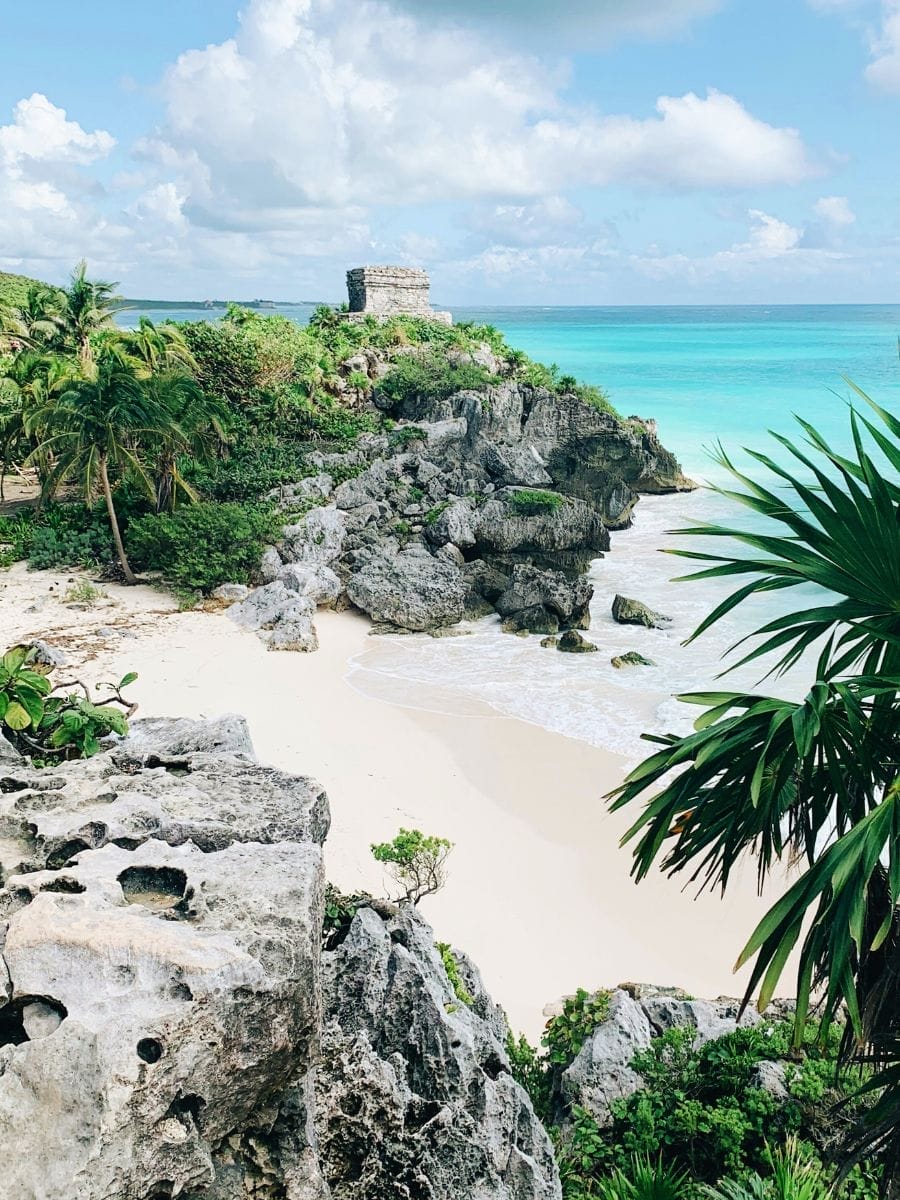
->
<box><xmin>507</xmin><ymin>488</ymin><xmax>565</xmax><ymax>517</ymax></box>
<box><xmin>377</xmin><ymin>352</ymin><xmax>497</xmax><ymax>412</ymax></box>
<box><xmin>127</xmin><ymin>501</ymin><xmax>277</xmax><ymax>593</ymax></box>
<box><xmin>0</xmin><ymin>510</ymin><xmax>34</xmax><ymax>566</ymax></box>
<box><xmin>437</xmin><ymin>942</ymin><xmax>474</xmax><ymax>1007</ymax></box>
<box><xmin>389</xmin><ymin>424</ymin><xmax>428</xmax><ymax>450</ymax></box>
<box><xmin>27</xmin><ymin>504</ymin><xmax>115</xmax><ymax>570</ymax></box>
<box><xmin>544</xmin><ymin>988</ymin><xmax>612</xmax><ymax>1068</ymax></box>
<box><xmin>0</xmin><ymin>643</ymin><xmax>136</xmax><ymax>763</ymax></box>
<box><xmin>370</xmin><ymin>827</ymin><xmax>453</xmax><ymax>904</ymax></box>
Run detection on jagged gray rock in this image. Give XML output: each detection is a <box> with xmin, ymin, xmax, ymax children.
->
<box><xmin>558</xmin><ymin>990</ymin><xmax>652</xmax><ymax>1125</ymax></box>
<box><xmin>346</xmin><ymin>546</ymin><xmax>466</xmax><ymax>631</ymax></box>
<box><xmin>611</xmin><ymin>594</ymin><xmax>672</xmax><ymax>629</ymax></box>
<box><xmin>496</xmin><ymin>564</ymin><xmax>593</xmax><ymax>634</ymax></box>
<box><xmin>315</xmin><ymin>904</ymin><xmax>561</xmax><ymax>1199</ymax></box>
<box><xmin>0</xmin><ymin>718</ymin><xmax>328</xmax><ymax>1200</ymax></box>
<box><xmin>0</xmin><ymin>719</ymin><xmax>559</xmax><ymax>1200</ymax></box>
<box><xmin>228</xmin><ymin>581</ymin><xmax>319</xmax><ymax>652</ymax></box>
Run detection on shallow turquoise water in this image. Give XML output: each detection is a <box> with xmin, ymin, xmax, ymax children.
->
<box><xmin>119</xmin><ymin>301</ymin><xmax>900</xmax><ymax>752</ymax></box>
<box><xmin>451</xmin><ymin>304</ymin><xmax>900</xmax><ymax>478</ymax></box>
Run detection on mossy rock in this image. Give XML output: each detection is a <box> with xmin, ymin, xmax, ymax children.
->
<box><xmin>611</xmin><ymin>651</ymin><xmax>654</xmax><ymax>668</ymax></box>
<box><xmin>557</xmin><ymin>630</ymin><xmax>598</xmax><ymax>654</ymax></box>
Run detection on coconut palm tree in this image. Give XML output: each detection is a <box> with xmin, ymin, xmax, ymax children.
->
<box><xmin>140</xmin><ymin>368</ymin><xmax>228</xmax><ymax>512</ymax></box>
<box><xmin>608</xmin><ymin>391</ymin><xmax>899</xmax><ymax>1190</ymax></box>
<box><xmin>0</xmin><ymin>283</ymin><xmax>66</xmax><ymax>353</ymax></box>
<box><xmin>24</xmin><ymin>350</ymin><xmax>167</xmax><ymax>582</ymax></box>
<box><xmin>62</xmin><ymin>259</ymin><xmax>119</xmax><ymax>369</ymax></box>
<box><xmin>121</xmin><ymin>316</ymin><xmax>196</xmax><ymax>378</ymax></box>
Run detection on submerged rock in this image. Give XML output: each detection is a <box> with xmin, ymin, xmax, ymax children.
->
<box><xmin>611</xmin><ymin>594</ymin><xmax>672</xmax><ymax>629</ymax></box>
<box><xmin>557</xmin><ymin>630</ymin><xmax>599</xmax><ymax>654</ymax></box>
<box><xmin>611</xmin><ymin>651</ymin><xmax>654</xmax><ymax>668</ymax></box>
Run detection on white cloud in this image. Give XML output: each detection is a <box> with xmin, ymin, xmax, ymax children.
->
<box><xmin>150</xmin><ymin>0</ymin><xmax>817</xmax><ymax>235</ymax></box>
<box><xmin>866</xmin><ymin>0</ymin><xmax>900</xmax><ymax>90</ymax></box>
<box><xmin>0</xmin><ymin>93</ymin><xmax>115</xmax><ymax>166</ymax></box>
<box><xmin>814</xmin><ymin>195</ymin><xmax>856</xmax><ymax>225</ymax></box>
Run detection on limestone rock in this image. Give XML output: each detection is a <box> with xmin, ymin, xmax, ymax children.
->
<box><xmin>611</xmin><ymin>651</ymin><xmax>654</xmax><ymax>668</ymax></box>
<box><xmin>640</xmin><ymin>994</ymin><xmax>761</xmax><ymax>1045</ymax></box>
<box><xmin>228</xmin><ymin>581</ymin><xmax>319</xmax><ymax>652</ymax></box>
<box><xmin>212</xmin><ymin>583</ymin><xmax>250</xmax><ymax>602</ymax></box>
<box><xmin>496</xmin><ymin>564</ymin><xmax>593</xmax><ymax>634</ymax></box>
<box><xmin>611</xmin><ymin>594</ymin><xmax>672</xmax><ymax>629</ymax></box>
<box><xmin>259</xmin><ymin>545</ymin><xmax>283</xmax><ymax>583</ymax></box>
<box><xmin>29</xmin><ymin>639</ymin><xmax>68</xmax><ymax>667</ymax></box>
<box><xmin>559</xmin><ymin>990</ymin><xmax>652</xmax><ymax>1125</ymax></box>
<box><xmin>315</xmin><ymin>904</ymin><xmax>561</xmax><ymax>1199</ymax></box>
<box><xmin>0</xmin><ymin>718</ymin><xmax>328</xmax><ymax>1200</ymax></box>
<box><xmin>557</xmin><ymin>630</ymin><xmax>598</xmax><ymax>654</ymax></box>
<box><xmin>278</xmin><ymin>561</ymin><xmax>342</xmax><ymax>608</ymax></box>
<box><xmin>347</xmin><ymin>547</ymin><xmax>466</xmax><ymax>631</ymax></box>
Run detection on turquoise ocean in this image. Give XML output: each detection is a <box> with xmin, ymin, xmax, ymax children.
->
<box><xmin>121</xmin><ymin>303</ymin><xmax>900</xmax><ymax>759</ymax></box>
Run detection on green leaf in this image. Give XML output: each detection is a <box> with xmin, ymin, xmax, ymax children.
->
<box><xmin>2</xmin><ymin>645</ymin><xmax>28</xmax><ymax>674</ymax></box>
<box><xmin>118</xmin><ymin>671</ymin><xmax>138</xmax><ymax>688</ymax></box>
<box><xmin>3</xmin><ymin>700</ymin><xmax>32</xmax><ymax>731</ymax></box>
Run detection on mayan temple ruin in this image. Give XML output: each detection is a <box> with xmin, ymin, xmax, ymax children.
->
<box><xmin>345</xmin><ymin>265</ymin><xmax>452</xmax><ymax>324</ymax></box>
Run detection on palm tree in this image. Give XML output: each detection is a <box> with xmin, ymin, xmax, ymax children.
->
<box><xmin>0</xmin><ymin>283</ymin><xmax>66</xmax><ymax>353</ymax></box>
<box><xmin>141</xmin><ymin>368</ymin><xmax>227</xmax><ymax>512</ymax></box>
<box><xmin>24</xmin><ymin>351</ymin><xmax>167</xmax><ymax>582</ymax></box>
<box><xmin>0</xmin><ymin>351</ymin><xmax>73</xmax><ymax>500</ymax></box>
<box><xmin>608</xmin><ymin>391</ymin><xmax>899</xmax><ymax>1190</ymax></box>
<box><xmin>121</xmin><ymin>316</ymin><xmax>196</xmax><ymax>378</ymax></box>
<box><xmin>62</xmin><ymin>259</ymin><xmax>119</xmax><ymax>369</ymax></box>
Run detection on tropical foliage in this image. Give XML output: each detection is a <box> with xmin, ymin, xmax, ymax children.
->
<box><xmin>0</xmin><ymin>643</ymin><xmax>136</xmax><ymax>763</ymax></box>
<box><xmin>608</xmin><ymin>394</ymin><xmax>899</xmax><ymax>1190</ymax></box>
<box><xmin>370</xmin><ymin>828</ymin><xmax>453</xmax><ymax>904</ymax></box>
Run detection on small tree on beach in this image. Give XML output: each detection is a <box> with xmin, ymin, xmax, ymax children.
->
<box><xmin>371</xmin><ymin>828</ymin><xmax>453</xmax><ymax>904</ymax></box>
<box><xmin>608</xmin><ymin>388</ymin><xmax>900</xmax><ymax>1192</ymax></box>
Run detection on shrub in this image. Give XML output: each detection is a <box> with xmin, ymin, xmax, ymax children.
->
<box><xmin>507</xmin><ymin>1031</ymin><xmax>552</xmax><ymax>1122</ymax></box>
<box><xmin>187</xmin><ymin>435</ymin><xmax>315</xmax><ymax>502</ymax></box>
<box><xmin>377</xmin><ymin>352</ymin><xmax>497</xmax><ymax>412</ymax></box>
<box><xmin>544</xmin><ymin>988</ymin><xmax>612</xmax><ymax>1067</ymax></box>
<box><xmin>370</xmin><ymin>828</ymin><xmax>453</xmax><ymax>904</ymax></box>
<box><xmin>0</xmin><ymin>643</ymin><xmax>136</xmax><ymax>763</ymax></box>
<box><xmin>437</xmin><ymin>941</ymin><xmax>473</xmax><ymax>1007</ymax></box>
<box><xmin>507</xmin><ymin>488</ymin><xmax>565</xmax><ymax>517</ymax></box>
<box><xmin>127</xmin><ymin>501</ymin><xmax>277</xmax><ymax>593</ymax></box>
<box><xmin>63</xmin><ymin>579</ymin><xmax>106</xmax><ymax>606</ymax></box>
<box><xmin>0</xmin><ymin>510</ymin><xmax>34</xmax><ymax>566</ymax></box>
<box><xmin>180</xmin><ymin>319</ymin><xmax>260</xmax><ymax>407</ymax></box>
<box><xmin>389</xmin><ymin>424</ymin><xmax>428</xmax><ymax>450</ymax></box>
<box><xmin>27</xmin><ymin>504</ymin><xmax>115</xmax><ymax>570</ymax></box>
<box><xmin>322</xmin><ymin>883</ymin><xmax>372</xmax><ymax>951</ymax></box>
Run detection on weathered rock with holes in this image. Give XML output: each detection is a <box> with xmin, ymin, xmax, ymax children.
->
<box><xmin>346</xmin><ymin>546</ymin><xmax>466</xmax><ymax>631</ymax></box>
<box><xmin>495</xmin><ymin>564</ymin><xmax>593</xmax><ymax>634</ymax></box>
<box><xmin>227</xmin><ymin>581</ymin><xmax>319</xmax><ymax>652</ymax></box>
<box><xmin>314</xmin><ymin>903</ymin><xmax>561</xmax><ymax>1199</ymax></box>
<box><xmin>0</xmin><ymin>717</ymin><xmax>329</xmax><ymax>1200</ymax></box>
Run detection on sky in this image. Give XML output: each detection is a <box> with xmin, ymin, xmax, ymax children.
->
<box><xmin>1</xmin><ymin>0</ymin><xmax>899</xmax><ymax>304</ymax></box>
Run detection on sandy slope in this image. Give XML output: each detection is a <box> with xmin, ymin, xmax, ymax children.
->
<box><xmin>0</xmin><ymin>563</ymin><xmax>788</xmax><ymax>1038</ymax></box>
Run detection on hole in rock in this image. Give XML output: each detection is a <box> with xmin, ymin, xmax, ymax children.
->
<box><xmin>119</xmin><ymin>865</ymin><xmax>187</xmax><ymax>911</ymax></box>
<box><xmin>148</xmin><ymin>1183</ymin><xmax>174</xmax><ymax>1200</ymax></box>
<box><xmin>137</xmin><ymin>1037</ymin><xmax>163</xmax><ymax>1063</ymax></box>
<box><xmin>46</xmin><ymin>839</ymin><xmax>90</xmax><ymax>870</ymax></box>
<box><xmin>40</xmin><ymin>877</ymin><xmax>85</xmax><ymax>894</ymax></box>
<box><xmin>389</xmin><ymin>928</ymin><xmax>409</xmax><ymax>948</ymax></box>
<box><xmin>340</xmin><ymin>1093</ymin><xmax>363</xmax><ymax>1117</ymax></box>
<box><xmin>0</xmin><ymin>778</ymin><xmax>29</xmax><ymax>794</ymax></box>
<box><xmin>112</xmin><ymin>836</ymin><xmax>143</xmax><ymax>851</ymax></box>
<box><xmin>404</xmin><ymin>1099</ymin><xmax>440</xmax><ymax>1130</ymax></box>
<box><xmin>0</xmin><ymin>995</ymin><xmax>68</xmax><ymax>1045</ymax></box>
<box><xmin>164</xmin><ymin>1093</ymin><xmax>205</xmax><ymax>1129</ymax></box>
<box><xmin>168</xmin><ymin>981</ymin><xmax>193</xmax><ymax>1002</ymax></box>
<box><xmin>81</xmin><ymin>822</ymin><xmax>108</xmax><ymax>842</ymax></box>
<box><xmin>481</xmin><ymin>1052</ymin><xmax>506</xmax><ymax>1081</ymax></box>
<box><xmin>145</xmin><ymin>757</ymin><xmax>192</xmax><ymax>777</ymax></box>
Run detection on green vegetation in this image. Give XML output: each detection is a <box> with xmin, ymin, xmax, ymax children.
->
<box><xmin>609</xmin><ymin>396</ymin><xmax>899</xmax><ymax>1192</ymax></box>
<box><xmin>0</xmin><ymin>643</ymin><xmax>136</xmax><ymax>763</ymax></box>
<box><xmin>544</xmin><ymin>989</ymin><xmax>612</xmax><ymax>1067</ymax></box>
<box><xmin>507</xmin><ymin>488</ymin><xmax>566</xmax><ymax>516</ymax></box>
<box><xmin>510</xmin><ymin>1011</ymin><xmax>879</xmax><ymax>1200</ymax></box>
<box><xmin>370</xmin><ymin>827</ymin><xmax>453</xmax><ymax>904</ymax></box>
<box><xmin>376</xmin><ymin>351</ymin><xmax>498</xmax><ymax>410</ymax></box>
<box><xmin>127</xmin><ymin>502</ymin><xmax>278</xmax><ymax>593</ymax></box>
<box><xmin>436</xmin><ymin>941</ymin><xmax>474</xmax><ymax>1007</ymax></box>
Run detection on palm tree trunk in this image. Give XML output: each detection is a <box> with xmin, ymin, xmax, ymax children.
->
<box><xmin>99</xmin><ymin>453</ymin><xmax>136</xmax><ymax>584</ymax></box>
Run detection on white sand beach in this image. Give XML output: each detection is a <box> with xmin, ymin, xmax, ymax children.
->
<box><xmin>0</xmin><ymin>563</ymin><xmax>786</xmax><ymax>1039</ymax></box>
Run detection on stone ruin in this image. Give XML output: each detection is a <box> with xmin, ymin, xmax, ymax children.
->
<box><xmin>346</xmin><ymin>265</ymin><xmax>452</xmax><ymax>324</ymax></box>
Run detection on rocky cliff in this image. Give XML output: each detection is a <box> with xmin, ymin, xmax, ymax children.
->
<box><xmin>0</xmin><ymin>719</ymin><xmax>560</xmax><ymax>1200</ymax></box>
<box><xmin>228</xmin><ymin>373</ymin><xmax>693</xmax><ymax>652</ymax></box>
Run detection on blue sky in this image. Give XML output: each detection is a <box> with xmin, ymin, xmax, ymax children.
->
<box><xmin>1</xmin><ymin>0</ymin><xmax>898</xmax><ymax>303</ymax></box>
